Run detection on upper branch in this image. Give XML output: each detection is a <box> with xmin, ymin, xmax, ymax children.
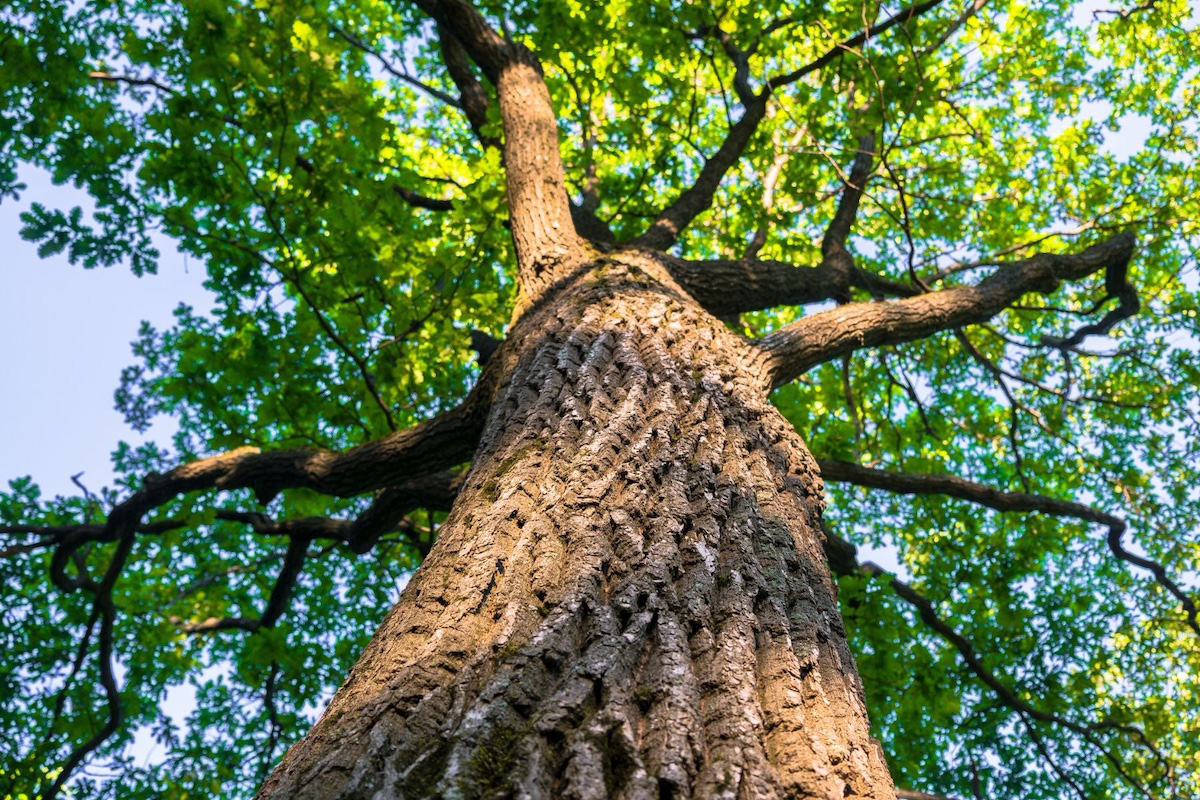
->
<box><xmin>632</xmin><ymin>0</ymin><xmax>948</xmax><ymax>251</ymax></box>
<box><xmin>328</xmin><ymin>25</ymin><xmax>461</xmax><ymax>108</ymax></box>
<box><xmin>756</xmin><ymin>234</ymin><xmax>1136</xmax><ymax>388</ymax></box>
<box><xmin>632</xmin><ymin>97</ymin><xmax>768</xmax><ymax>251</ymax></box>
<box><xmin>823</xmin><ymin>134</ymin><xmax>875</xmax><ymax>256</ymax></box>
<box><xmin>766</xmin><ymin>0</ymin><xmax>949</xmax><ymax>90</ymax></box>
<box><xmin>436</xmin><ymin>22</ymin><xmax>498</xmax><ymax>149</ymax></box>
<box><xmin>413</xmin><ymin>0</ymin><xmax>587</xmax><ymax>290</ymax></box>
<box><xmin>663</xmin><ymin>134</ymin><xmax>920</xmax><ymax>316</ymax></box>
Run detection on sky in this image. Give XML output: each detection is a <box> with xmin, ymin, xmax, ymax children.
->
<box><xmin>0</xmin><ymin>165</ymin><xmax>222</xmax><ymax>768</ymax></box>
<box><xmin>0</xmin><ymin>165</ymin><xmax>214</xmax><ymax>499</ymax></box>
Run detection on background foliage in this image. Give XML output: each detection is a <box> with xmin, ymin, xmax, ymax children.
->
<box><xmin>1</xmin><ymin>0</ymin><xmax>1197</xmax><ymax>797</ymax></box>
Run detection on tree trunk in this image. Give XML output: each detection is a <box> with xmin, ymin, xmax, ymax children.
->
<box><xmin>258</xmin><ymin>250</ymin><xmax>896</xmax><ymax>799</ymax></box>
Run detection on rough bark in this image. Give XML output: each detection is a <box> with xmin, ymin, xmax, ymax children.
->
<box><xmin>258</xmin><ymin>251</ymin><xmax>896</xmax><ymax>799</ymax></box>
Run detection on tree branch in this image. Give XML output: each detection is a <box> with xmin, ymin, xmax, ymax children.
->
<box><xmin>818</xmin><ymin>458</ymin><xmax>1199</xmax><ymax>636</ymax></box>
<box><xmin>44</xmin><ymin>397</ymin><xmax>484</xmax><ymax>600</ymax></box>
<box><xmin>824</xmin><ymin>134</ymin><xmax>876</xmax><ymax>251</ymax></box>
<box><xmin>177</xmin><ymin>535</ymin><xmax>311</xmax><ymax>634</ymax></box>
<box><xmin>756</xmin><ymin>233</ymin><xmax>1136</xmax><ymax>387</ymax></box>
<box><xmin>28</xmin><ymin>460</ymin><xmax>464</xmax><ymax>794</ymax></box>
<box><xmin>1041</xmin><ymin>248</ymin><xmax>1139</xmax><ymax>350</ymax></box>
<box><xmin>392</xmin><ymin>184</ymin><xmax>455</xmax><ymax>211</ymax></box>
<box><xmin>822</xmin><ymin>524</ymin><xmax>1171</xmax><ymax>795</ymax></box>
<box><xmin>413</xmin><ymin>0</ymin><xmax>587</xmax><ymax>290</ymax></box>
<box><xmin>662</xmin><ymin>133</ymin><xmax>923</xmax><ymax>315</ymax></box>
<box><xmin>2</xmin><ymin>474</ymin><xmax>456</xmax><ymax>554</ymax></box>
<box><xmin>766</xmin><ymin>0</ymin><xmax>949</xmax><ymax>90</ymax></box>
<box><xmin>631</xmin><ymin>0</ymin><xmax>948</xmax><ymax>251</ymax></box>
<box><xmin>328</xmin><ymin>25</ymin><xmax>461</xmax><ymax>108</ymax></box>
<box><xmin>172</xmin><ymin>402</ymin><xmax>476</xmax><ymax>503</ymax></box>
<box><xmin>875</xmin><ymin>557</ymin><xmax>1163</xmax><ymax>795</ymax></box>
<box><xmin>346</xmin><ymin>471</ymin><xmax>462</xmax><ymax>553</ymax></box>
<box><xmin>662</xmin><ymin>253</ymin><xmax>919</xmax><ymax>317</ymax></box>
<box><xmin>631</xmin><ymin>97</ymin><xmax>768</xmax><ymax>251</ymax></box>
<box><xmin>743</xmin><ymin>124</ymin><xmax>802</xmax><ymax>261</ymax></box>
<box><xmin>436</xmin><ymin>22</ymin><xmax>498</xmax><ymax>148</ymax></box>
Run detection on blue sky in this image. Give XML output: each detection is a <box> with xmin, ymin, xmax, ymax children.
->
<box><xmin>0</xmin><ymin>165</ymin><xmax>214</xmax><ymax>498</ymax></box>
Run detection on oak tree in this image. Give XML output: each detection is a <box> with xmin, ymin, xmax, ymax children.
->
<box><xmin>1</xmin><ymin>0</ymin><xmax>1198</xmax><ymax>798</ymax></box>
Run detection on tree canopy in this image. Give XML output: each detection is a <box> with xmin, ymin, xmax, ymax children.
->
<box><xmin>1</xmin><ymin>0</ymin><xmax>1198</xmax><ymax>797</ymax></box>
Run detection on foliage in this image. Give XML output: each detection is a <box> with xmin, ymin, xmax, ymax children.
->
<box><xmin>1</xmin><ymin>0</ymin><xmax>1198</xmax><ymax>798</ymax></box>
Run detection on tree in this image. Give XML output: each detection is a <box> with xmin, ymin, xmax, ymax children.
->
<box><xmin>1</xmin><ymin>0</ymin><xmax>1198</xmax><ymax>797</ymax></box>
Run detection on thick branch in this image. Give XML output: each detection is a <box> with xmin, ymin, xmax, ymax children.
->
<box><xmin>346</xmin><ymin>471</ymin><xmax>463</xmax><ymax>553</ymax></box>
<box><xmin>757</xmin><ymin>233</ymin><xmax>1136</xmax><ymax>387</ymax></box>
<box><xmin>632</xmin><ymin>98</ymin><xmax>767</xmax><ymax>251</ymax></box>
<box><xmin>4</xmin><ymin>469</ymin><xmax>460</xmax><ymax>554</ymax></box>
<box><xmin>413</xmin><ymin>0</ymin><xmax>587</xmax><ymax>288</ymax></box>
<box><xmin>819</xmin><ymin>458</ymin><xmax>1199</xmax><ymax>636</ymax></box>
<box><xmin>161</xmin><ymin>400</ymin><xmax>478</xmax><ymax>505</ymax></box>
<box><xmin>662</xmin><ymin>135</ymin><xmax>920</xmax><ymax>316</ymax></box>
<box><xmin>436</xmin><ymin>22</ymin><xmax>498</xmax><ymax>148</ymax></box>
<box><xmin>392</xmin><ymin>185</ymin><xmax>455</xmax><ymax>211</ymax></box>
<box><xmin>569</xmin><ymin>201</ymin><xmax>617</xmax><ymax>248</ymax></box>
<box><xmin>44</xmin><ymin>397</ymin><xmax>483</xmax><ymax>601</ymax></box>
<box><xmin>663</xmin><ymin>253</ymin><xmax>919</xmax><ymax>317</ymax></box>
<box><xmin>823</xmin><ymin>134</ymin><xmax>875</xmax><ymax>254</ymax></box>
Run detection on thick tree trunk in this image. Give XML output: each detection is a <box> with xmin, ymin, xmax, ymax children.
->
<box><xmin>258</xmin><ymin>251</ymin><xmax>895</xmax><ymax>799</ymax></box>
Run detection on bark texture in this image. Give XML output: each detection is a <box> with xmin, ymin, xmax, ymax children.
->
<box><xmin>258</xmin><ymin>251</ymin><xmax>896</xmax><ymax>799</ymax></box>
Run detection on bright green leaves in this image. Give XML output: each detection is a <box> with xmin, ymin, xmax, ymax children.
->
<box><xmin>2</xmin><ymin>1</ymin><xmax>493</xmax><ymax>795</ymax></box>
<box><xmin>0</xmin><ymin>469</ymin><xmax>429</xmax><ymax>799</ymax></box>
<box><xmin>2</xmin><ymin>0</ymin><xmax>1199</xmax><ymax>798</ymax></box>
